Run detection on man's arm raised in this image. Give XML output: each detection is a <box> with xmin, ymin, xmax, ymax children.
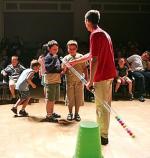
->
<box><xmin>69</xmin><ymin>53</ymin><xmax>91</xmax><ymax>66</ymax></box>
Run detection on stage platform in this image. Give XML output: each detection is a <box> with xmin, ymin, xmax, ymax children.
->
<box><xmin>0</xmin><ymin>90</ymin><xmax>150</xmax><ymax>158</ymax></box>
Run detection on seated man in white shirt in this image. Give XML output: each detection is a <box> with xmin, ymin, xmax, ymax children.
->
<box><xmin>127</xmin><ymin>51</ymin><xmax>150</xmax><ymax>101</ymax></box>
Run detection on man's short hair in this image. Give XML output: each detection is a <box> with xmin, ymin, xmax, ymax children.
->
<box><xmin>85</xmin><ymin>10</ymin><xmax>100</xmax><ymax>25</ymax></box>
<box><xmin>67</xmin><ymin>40</ymin><xmax>78</xmax><ymax>48</ymax></box>
<box><xmin>47</xmin><ymin>40</ymin><xmax>59</xmax><ymax>49</ymax></box>
<box><xmin>30</xmin><ymin>60</ymin><xmax>40</xmax><ymax>69</ymax></box>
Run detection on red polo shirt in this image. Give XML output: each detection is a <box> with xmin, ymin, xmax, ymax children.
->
<box><xmin>90</xmin><ymin>27</ymin><xmax>117</xmax><ymax>82</ymax></box>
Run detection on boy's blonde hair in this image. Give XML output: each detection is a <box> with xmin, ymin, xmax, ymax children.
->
<box><xmin>30</xmin><ymin>60</ymin><xmax>40</xmax><ymax>69</ymax></box>
<box><xmin>67</xmin><ymin>40</ymin><xmax>78</xmax><ymax>48</ymax></box>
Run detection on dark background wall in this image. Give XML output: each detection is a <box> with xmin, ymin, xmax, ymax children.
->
<box><xmin>4</xmin><ymin>12</ymin><xmax>73</xmax><ymax>46</ymax></box>
<box><xmin>100</xmin><ymin>13</ymin><xmax>150</xmax><ymax>48</ymax></box>
<box><xmin>2</xmin><ymin>0</ymin><xmax>150</xmax><ymax>50</ymax></box>
<box><xmin>4</xmin><ymin>12</ymin><xmax>150</xmax><ymax>49</ymax></box>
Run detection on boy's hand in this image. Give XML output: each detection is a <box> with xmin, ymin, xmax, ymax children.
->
<box><xmin>62</xmin><ymin>66</ymin><xmax>68</xmax><ymax>73</ymax></box>
<box><xmin>32</xmin><ymin>84</ymin><xmax>36</xmax><ymax>89</ymax></box>
<box><xmin>53</xmin><ymin>54</ymin><xmax>58</xmax><ymax>58</ymax></box>
<box><xmin>60</xmin><ymin>71</ymin><xmax>65</xmax><ymax>76</ymax></box>
<box><xmin>2</xmin><ymin>71</ymin><xmax>7</xmax><ymax>76</ymax></box>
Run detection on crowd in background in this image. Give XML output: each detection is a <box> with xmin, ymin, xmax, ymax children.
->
<box><xmin>0</xmin><ymin>36</ymin><xmax>150</xmax><ymax>102</ymax></box>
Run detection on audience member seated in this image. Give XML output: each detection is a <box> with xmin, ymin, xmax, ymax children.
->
<box><xmin>127</xmin><ymin>51</ymin><xmax>150</xmax><ymax>102</ymax></box>
<box><xmin>1</xmin><ymin>56</ymin><xmax>26</xmax><ymax>102</ymax></box>
<box><xmin>142</xmin><ymin>51</ymin><xmax>150</xmax><ymax>97</ymax></box>
<box><xmin>114</xmin><ymin>58</ymin><xmax>134</xmax><ymax>100</ymax></box>
<box><xmin>142</xmin><ymin>51</ymin><xmax>150</xmax><ymax>72</ymax></box>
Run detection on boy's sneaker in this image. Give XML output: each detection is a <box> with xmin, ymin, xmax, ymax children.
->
<box><xmin>19</xmin><ymin>109</ymin><xmax>28</xmax><ymax>116</ymax></box>
<box><xmin>74</xmin><ymin>114</ymin><xmax>81</xmax><ymax>122</ymax></box>
<box><xmin>67</xmin><ymin>113</ymin><xmax>73</xmax><ymax>121</ymax></box>
<box><xmin>52</xmin><ymin>113</ymin><xmax>61</xmax><ymax>118</ymax></box>
<box><xmin>47</xmin><ymin>115</ymin><xmax>58</xmax><ymax>123</ymax></box>
<box><xmin>129</xmin><ymin>93</ymin><xmax>134</xmax><ymax>101</ymax></box>
<box><xmin>138</xmin><ymin>96</ymin><xmax>145</xmax><ymax>102</ymax></box>
<box><xmin>101</xmin><ymin>136</ymin><xmax>109</xmax><ymax>145</ymax></box>
<box><xmin>41</xmin><ymin>115</ymin><xmax>58</xmax><ymax>123</ymax></box>
<box><xmin>11</xmin><ymin>107</ymin><xmax>17</xmax><ymax>114</ymax></box>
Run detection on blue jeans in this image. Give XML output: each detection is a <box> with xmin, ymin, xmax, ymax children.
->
<box><xmin>132</xmin><ymin>71</ymin><xmax>150</xmax><ymax>96</ymax></box>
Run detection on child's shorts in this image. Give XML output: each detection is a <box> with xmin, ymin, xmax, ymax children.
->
<box><xmin>18</xmin><ymin>90</ymin><xmax>30</xmax><ymax>99</ymax></box>
<box><xmin>45</xmin><ymin>83</ymin><xmax>60</xmax><ymax>101</ymax></box>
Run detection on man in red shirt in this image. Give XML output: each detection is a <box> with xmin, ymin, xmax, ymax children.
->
<box><xmin>70</xmin><ymin>10</ymin><xmax>116</xmax><ymax>145</ymax></box>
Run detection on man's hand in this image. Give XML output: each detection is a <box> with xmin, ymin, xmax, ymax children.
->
<box><xmin>69</xmin><ymin>60</ymin><xmax>77</xmax><ymax>67</ymax></box>
<box><xmin>85</xmin><ymin>81</ymin><xmax>93</xmax><ymax>91</ymax></box>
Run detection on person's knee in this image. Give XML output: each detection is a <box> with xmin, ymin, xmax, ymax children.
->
<box><xmin>9</xmin><ymin>84</ymin><xmax>15</xmax><ymax>89</ymax></box>
<box><xmin>137</xmin><ymin>74</ymin><xmax>144</xmax><ymax>79</ymax></box>
<box><xmin>127</xmin><ymin>80</ymin><xmax>132</xmax><ymax>85</ymax></box>
<box><xmin>116</xmin><ymin>80</ymin><xmax>121</xmax><ymax>85</ymax></box>
<box><xmin>116</xmin><ymin>78</ymin><xmax>121</xmax><ymax>83</ymax></box>
<box><xmin>9</xmin><ymin>80</ymin><xmax>16</xmax><ymax>88</ymax></box>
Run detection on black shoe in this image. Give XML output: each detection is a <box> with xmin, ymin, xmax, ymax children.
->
<box><xmin>113</xmin><ymin>92</ymin><xmax>119</xmax><ymax>101</ymax></box>
<box><xmin>19</xmin><ymin>109</ymin><xmax>28</xmax><ymax>116</ymax></box>
<box><xmin>74</xmin><ymin>114</ymin><xmax>81</xmax><ymax>122</ymax></box>
<box><xmin>52</xmin><ymin>113</ymin><xmax>61</xmax><ymax>118</ymax></box>
<box><xmin>40</xmin><ymin>117</ymin><xmax>50</xmax><ymax>122</ymax></box>
<box><xmin>67</xmin><ymin>113</ymin><xmax>73</xmax><ymax>121</ymax></box>
<box><xmin>41</xmin><ymin>115</ymin><xmax>58</xmax><ymax>123</ymax></box>
<box><xmin>138</xmin><ymin>96</ymin><xmax>145</xmax><ymax>102</ymax></box>
<box><xmin>129</xmin><ymin>93</ymin><xmax>134</xmax><ymax>101</ymax></box>
<box><xmin>11</xmin><ymin>107</ymin><xmax>17</xmax><ymax>114</ymax></box>
<box><xmin>45</xmin><ymin>115</ymin><xmax>58</xmax><ymax>123</ymax></box>
<box><xmin>101</xmin><ymin>136</ymin><xmax>108</xmax><ymax>145</ymax></box>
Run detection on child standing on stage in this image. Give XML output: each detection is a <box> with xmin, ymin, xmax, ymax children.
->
<box><xmin>38</xmin><ymin>44</ymin><xmax>48</xmax><ymax>95</ymax></box>
<box><xmin>43</xmin><ymin>40</ymin><xmax>62</xmax><ymax>122</ymax></box>
<box><xmin>62</xmin><ymin>40</ymin><xmax>88</xmax><ymax>121</ymax></box>
<box><xmin>11</xmin><ymin>60</ymin><xmax>40</xmax><ymax>116</ymax></box>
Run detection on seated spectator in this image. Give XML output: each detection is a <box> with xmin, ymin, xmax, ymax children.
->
<box><xmin>142</xmin><ymin>51</ymin><xmax>150</xmax><ymax>71</ymax></box>
<box><xmin>1</xmin><ymin>56</ymin><xmax>26</xmax><ymax>102</ymax></box>
<box><xmin>115</xmin><ymin>58</ymin><xmax>134</xmax><ymax>100</ymax></box>
<box><xmin>127</xmin><ymin>51</ymin><xmax>150</xmax><ymax>102</ymax></box>
<box><xmin>142</xmin><ymin>51</ymin><xmax>150</xmax><ymax>97</ymax></box>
